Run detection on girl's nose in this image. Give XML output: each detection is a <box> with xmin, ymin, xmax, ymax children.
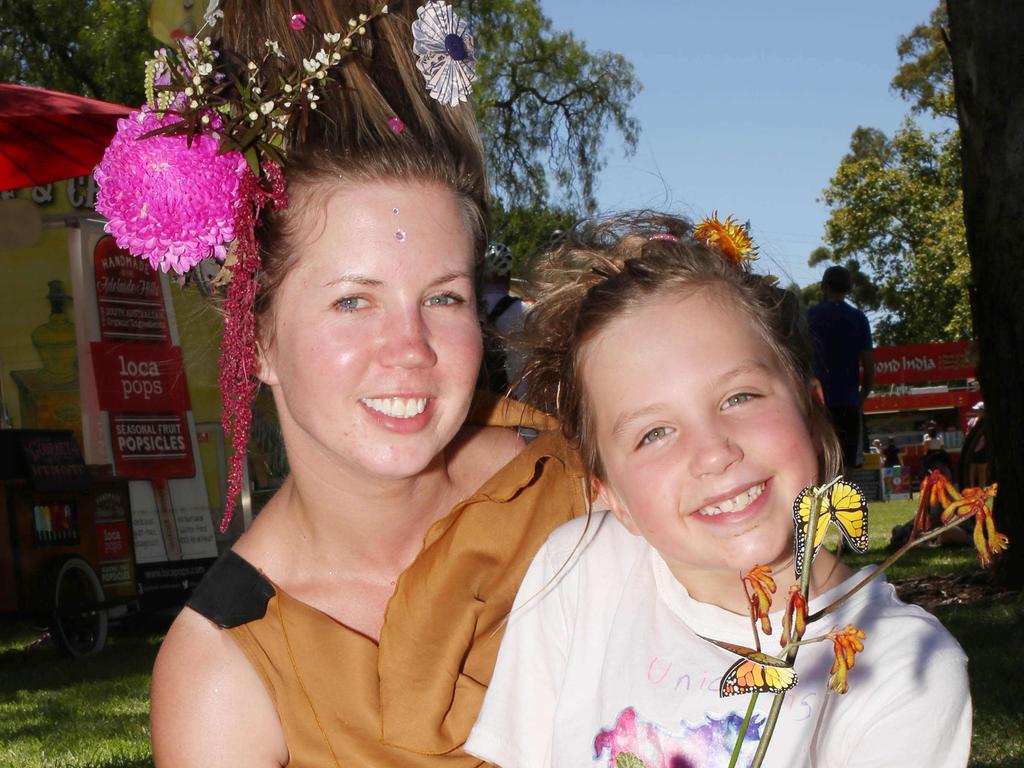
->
<box><xmin>688</xmin><ymin>430</ymin><xmax>743</xmax><ymax>478</ymax></box>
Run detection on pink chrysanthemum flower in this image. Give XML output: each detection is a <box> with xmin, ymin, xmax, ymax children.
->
<box><xmin>95</xmin><ymin>107</ymin><xmax>249</xmax><ymax>274</ymax></box>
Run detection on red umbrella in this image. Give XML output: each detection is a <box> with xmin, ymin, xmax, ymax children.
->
<box><xmin>0</xmin><ymin>83</ymin><xmax>130</xmax><ymax>192</ymax></box>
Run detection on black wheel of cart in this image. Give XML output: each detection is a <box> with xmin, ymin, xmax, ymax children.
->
<box><xmin>47</xmin><ymin>556</ymin><xmax>108</xmax><ymax>658</ymax></box>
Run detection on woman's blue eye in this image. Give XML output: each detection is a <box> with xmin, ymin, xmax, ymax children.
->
<box><xmin>427</xmin><ymin>292</ymin><xmax>463</xmax><ymax>306</ymax></box>
<box><xmin>640</xmin><ymin>426</ymin><xmax>673</xmax><ymax>446</ymax></box>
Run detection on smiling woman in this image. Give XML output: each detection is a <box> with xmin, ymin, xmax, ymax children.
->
<box><xmin>91</xmin><ymin>1</ymin><xmax>593</xmax><ymax>767</ymax></box>
<box><xmin>258</xmin><ymin>180</ymin><xmax>483</xmax><ymax>486</ymax></box>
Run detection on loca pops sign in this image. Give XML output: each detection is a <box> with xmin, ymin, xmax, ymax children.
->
<box><xmin>90</xmin><ymin>342</ymin><xmax>190</xmax><ymax>412</ymax></box>
<box><xmin>91</xmin><ymin>236</ymin><xmax>196</xmax><ymax>479</ymax></box>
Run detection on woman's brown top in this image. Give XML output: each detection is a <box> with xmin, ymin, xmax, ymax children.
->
<box><xmin>187</xmin><ymin>396</ymin><xmax>586</xmax><ymax>766</ymax></box>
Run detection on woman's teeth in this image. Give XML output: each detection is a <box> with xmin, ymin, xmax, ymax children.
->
<box><xmin>698</xmin><ymin>482</ymin><xmax>766</xmax><ymax>517</ymax></box>
<box><xmin>362</xmin><ymin>397</ymin><xmax>428</xmax><ymax>419</ymax></box>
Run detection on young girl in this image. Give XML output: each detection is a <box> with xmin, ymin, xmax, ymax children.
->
<box><xmin>465</xmin><ymin>214</ymin><xmax>970</xmax><ymax>767</ymax></box>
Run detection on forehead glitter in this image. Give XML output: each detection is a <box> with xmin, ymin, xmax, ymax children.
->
<box><xmin>395</xmin><ymin>229</ymin><xmax>407</xmax><ymax>241</ymax></box>
<box><xmin>393</xmin><ymin>207</ymin><xmax>400</xmax><ymax>214</ymax></box>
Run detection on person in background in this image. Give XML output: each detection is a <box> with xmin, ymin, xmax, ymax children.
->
<box><xmin>922</xmin><ymin>419</ymin><xmax>953</xmax><ymax>478</ymax></box>
<box><xmin>922</xmin><ymin>420</ymin><xmax>945</xmax><ymax>452</ymax></box>
<box><xmin>883</xmin><ymin>437</ymin><xmax>902</xmax><ymax>467</ymax></box>
<box><xmin>967</xmin><ymin>402</ymin><xmax>989</xmax><ymax>487</ymax></box>
<box><xmin>807</xmin><ymin>265</ymin><xmax>874</xmax><ymax>469</ymax></box>
<box><xmin>480</xmin><ymin>242</ymin><xmax>524</xmax><ymax>394</ymax></box>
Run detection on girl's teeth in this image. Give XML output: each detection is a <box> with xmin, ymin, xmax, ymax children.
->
<box><xmin>698</xmin><ymin>482</ymin><xmax>765</xmax><ymax>517</ymax></box>
<box><xmin>362</xmin><ymin>397</ymin><xmax>428</xmax><ymax>418</ymax></box>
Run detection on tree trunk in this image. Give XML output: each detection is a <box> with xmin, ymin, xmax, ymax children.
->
<box><xmin>947</xmin><ymin>0</ymin><xmax>1024</xmax><ymax>588</ymax></box>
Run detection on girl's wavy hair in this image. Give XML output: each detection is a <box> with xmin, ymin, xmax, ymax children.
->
<box><xmin>219</xmin><ymin>0</ymin><xmax>490</xmax><ymax>336</ymax></box>
<box><xmin>517</xmin><ymin>212</ymin><xmax>841</xmax><ymax>484</ymax></box>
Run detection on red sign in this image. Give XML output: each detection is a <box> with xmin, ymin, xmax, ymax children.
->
<box><xmin>96</xmin><ymin>520</ymin><xmax>132</xmax><ymax>559</ymax></box>
<box><xmin>109</xmin><ymin>413</ymin><xmax>195</xmax><ymax>478</ymax></box>
<box><xmin>90</xmin><ymin>341</ymin><xmax>191</xmax><ymax>412</ymax></box>
<box><xmin>872</xmin><ymin>341</ymin><xmax>973</xmax><ymax>385</ymax></box>
<box><xmin>94</xmin><ymin>237</ymin><xmax>170</xmax><ymax>342</ymax></box>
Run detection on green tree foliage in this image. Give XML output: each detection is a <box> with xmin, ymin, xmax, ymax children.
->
<box><xmin>491</xmin><ymin>202</ymin><xmax>577</xmax><ymax>277</ymax></box>
<box><xmin>820</xmin><ymin>121</ymin><xmax>969</xmax><ymax>343</ymax></box>
<box><xmin>0</xmin><ymin>0</ymin><xmax>151</xmax><ymax>106</ymax></box>
<box><xmin>891</xmin><ymin>4</ymin><xmax>954</xmax><ymax>119</ymax></box>
<box><xmin>816</xmin><ymin>4</ymin><xmax>971</xmax><ymax>344</ymax></box>
<box><xmin>465</xmin><ymin>0</ymin><xmax>640</xmax><ymax>210</ymax></box>
<box><xmin>0</xmin><ymin>0</ymin><xmax>639</xmax><ymax>214</ymax></box>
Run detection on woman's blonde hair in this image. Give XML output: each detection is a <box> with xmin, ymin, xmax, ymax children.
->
<box><xmin>517</xmin><ymin>212</ymin><xmax>841</xmax><ymax>483</ymax></box>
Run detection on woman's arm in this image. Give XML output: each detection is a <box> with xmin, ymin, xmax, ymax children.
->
<box><xmin>151</xmin><ymin>607</ymin><xmax>288</xmax><ymax>768</ymax></box>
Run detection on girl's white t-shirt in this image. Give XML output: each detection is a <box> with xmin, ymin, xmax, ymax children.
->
<box><xmin>466</xmin><ymin>512</ymin><xmax>971</xmax><ymax>768</ymax></box>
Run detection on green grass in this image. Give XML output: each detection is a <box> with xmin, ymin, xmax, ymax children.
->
<box><xmin>0</xmin><ymin>621</ymin><xmax>159</xmax><ymax>768</ymax></box>
<box><xmin>842</xmin><ymin>497</ymin><xmax>980</xmax><ymax>580</ymax></box>
<box><xmin>837</xmin><ymin>498</ymin><xmax>1024</xmax><ymax>767</ymax></box>
<box><xmin>0</xmin><ymin>501</ymin><xmax>1019</xmax><ymax>767</ymax></box>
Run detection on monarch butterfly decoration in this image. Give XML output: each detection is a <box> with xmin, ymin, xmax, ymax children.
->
<box><xmin>793</xmin><ymin>480</ymin><xmax>869</xmax><ymax>578</ymax></box>
<box><xmin>699</xmin><ymin>637</ymin><xmax>799</xmax><ymax>697</ymax></box>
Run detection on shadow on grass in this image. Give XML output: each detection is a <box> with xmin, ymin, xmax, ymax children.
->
<box><xmin>0</xmin><ymin>628</ymin><xmax>160</xmax><ymax>693</ymax></box>
<box><xmin>936</xmin><ymin>594</ymin><xmax>1024</xmax><ymax>767</ymax></box>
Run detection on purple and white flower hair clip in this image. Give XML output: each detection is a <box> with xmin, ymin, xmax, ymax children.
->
<box><xmin>412</xmin><ymin>1</ymin><xmax>477</xmax><ymax>107</ymax></box>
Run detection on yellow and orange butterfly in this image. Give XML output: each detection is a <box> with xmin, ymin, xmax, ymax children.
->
<box><xmin>699</xmin><ymin>636</ymin><xmax>799</xmax><ymax>698</ymax></box>
<box><xmin>793</xmin><ymin>480</ymin><xmax>869</xmax><ymax>577</ymax></box>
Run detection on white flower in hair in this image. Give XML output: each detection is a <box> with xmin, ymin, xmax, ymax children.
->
<box><xmin>203</xmin><ymin>0</ymin><xmax>223</xmax><ymax>27</ymax></box>
<box><xmin>411</xmin><ymin>1</ymin><xmax>477</xmax><ymax>107</ymax></box>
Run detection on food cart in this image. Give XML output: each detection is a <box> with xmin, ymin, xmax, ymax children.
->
<box><xmin>0</xmin><ymin>429</ymin><xmax>135</xmax><ymax>656</ymax></box>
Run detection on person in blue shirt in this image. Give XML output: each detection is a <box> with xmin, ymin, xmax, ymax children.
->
<box><xmin>807</xmin><ymin>265</ymin><xmax>874</xmax><ymax>468</ymax></box>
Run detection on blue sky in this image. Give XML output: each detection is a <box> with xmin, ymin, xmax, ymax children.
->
<box><xmin>541</xmin><ymin>0</ymin><xmax>941</xmax><ymax>288</ymax></box>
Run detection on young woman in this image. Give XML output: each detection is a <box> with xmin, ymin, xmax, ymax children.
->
<box><xmin>121</xmin><ymin>3</ymin><xmax>587</xmax><ymax>766</ymax></box>
<box><xmin>467</xmin><ymin>214</ymin><xmax>970</xmax><ymax>767</ymax></box>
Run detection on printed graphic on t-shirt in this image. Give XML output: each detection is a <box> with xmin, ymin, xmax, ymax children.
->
<box><xmin>593</xmin><ymin>706</ymin><xmax>763</xmax><ymax>767</ymax></box>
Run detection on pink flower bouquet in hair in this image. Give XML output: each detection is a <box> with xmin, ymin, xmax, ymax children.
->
<box><xmin>94</xmin><ymin>107</ymin><xmax>248</xmax><ymax>274</ymax></box>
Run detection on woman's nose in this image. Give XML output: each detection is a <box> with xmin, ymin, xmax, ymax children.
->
<box><xmin>379</xmin><ymin>308</ymin><xmax>438</xmax><ymax>368</ymax></box>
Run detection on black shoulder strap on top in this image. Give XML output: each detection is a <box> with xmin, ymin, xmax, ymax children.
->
<box><xmin>486</xmin><ymin>295</ymin><xmax>518</xmax><ymax>324</ymax></box>
<box><xmin>187</xmin><ymin>550</ymin><xmax>275</xmax><ymax>629</ymax></box>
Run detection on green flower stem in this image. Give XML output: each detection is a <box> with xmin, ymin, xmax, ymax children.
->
<box><xmin>806</xmin><ymin>512</ymin><xmax>974</xmax><ymax>624</ymax></box>
<box><xmin>750</xmin><ymin>497</ymin><xmax>978</xmax><ymax>767</ymax></box>
<box><xmin>748</xmin><ymin>479</ymin><xmax>837</xmax><ymax>767</ymax></box>
<box><xmin>727</xmin><ymin>693</ymin><xmax>759</xmax><ymax>768</ymax></box>
<box><xmin>783</xmin><ymin>634</ymin><xmax>832</xmax><ymax>650</ymax></box>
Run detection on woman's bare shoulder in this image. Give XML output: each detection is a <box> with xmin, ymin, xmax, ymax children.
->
<box><xmin>459</xmin><ymin>421</ymin><xmax>527</xmax><ymax>464</ymax></box>
<box><xmin>151</xmin><ymin>606</ymin><xmax>288</xmax><ymax>767</ymax></box>
<box><xmin>447</xmin><ymin>421</ymin><xmax>527</xmax><ymax>492</ymax></box>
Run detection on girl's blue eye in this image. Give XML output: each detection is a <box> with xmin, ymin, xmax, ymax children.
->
<box><xmin>640</xmin><ymin>426</ymin><xmax>673</xmax><ymax>446</ymax></box>
<box><xmin>334</xmin><ymin>296</ymin><xmax>366</xmax><ymax>311</ymax></box>
<box><xmin>724</xmin><ymin>393</ymin><xmax>755</xmax><ymax>409</ymax></box>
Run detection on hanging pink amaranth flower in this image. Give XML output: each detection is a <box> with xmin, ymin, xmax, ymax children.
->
<box><xmin>95</xmin><ymin>107</ymin><xmax>248</xmax><ymax>274</ymax></box>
